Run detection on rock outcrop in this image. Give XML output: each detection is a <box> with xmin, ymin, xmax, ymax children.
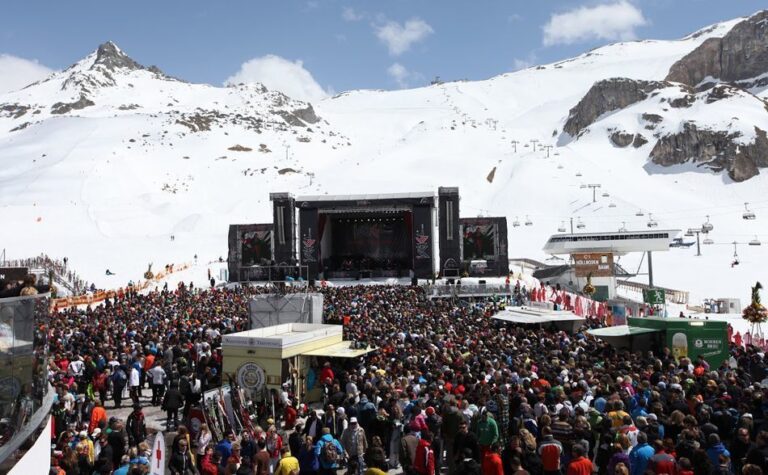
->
<box><xmin>650</xmin><ymin>123</ymin><xmax>768</xmax><ymax>181</ymax></box>
<box><xmin>563</xmin><ymin>78</ymin><xmax>669</xmax><ymax>137</ymax></box>
<box><xmin>667</xmin><ymin>10</ymin><xmax>768</xmax><ymax>88</ymax></box>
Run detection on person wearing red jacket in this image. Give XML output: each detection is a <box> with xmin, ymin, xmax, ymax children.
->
<box><xmin>567</xmin><ymin>444</ymin><xmax>593</xmax><ymax>475</ymax></box>
<box><xmin>482</xmin><ymin>443</ymin><xmax>504</xmax><ymax>475</ymax></box>
<box><xmin>414</xmin><ymin>431</ymin><xmax>436</xmax><ymax>475</ymax></box>
<box><xmin>284</xmin><ymin>403</ymin><xmax>298</xmax><ymax>430</ymax></box>
<box><xmin>649</xmin><ymin>440</ymin><xmax>677</xmax><ymax>475</ymax></box>
<box><xmin>319</xmin><ymin>361</ymin><xmax>334</xmax><ymax>385</ymax></box>
<box><xmin>199</xmin><ymin>446</ymin><xmax>218</xmax><ymax>475</ymax></box>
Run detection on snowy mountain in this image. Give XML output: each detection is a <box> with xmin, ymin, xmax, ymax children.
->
<box><xmin>2</xmin><ymin>13</ymin><xmax>768</xmax><ymax>305</ymax></box>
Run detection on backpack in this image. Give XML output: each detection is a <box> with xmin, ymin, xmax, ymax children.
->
<box><xmin>321</xmin><ymin>440</ymin><xmax>340</xmax><ymax>465</ymax></box>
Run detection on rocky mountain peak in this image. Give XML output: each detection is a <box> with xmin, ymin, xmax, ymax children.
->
<box><xmin>91</xmin><ymin>41</ymin><xmax>164</xmax><ymax>75</ymax></box>
<box><xmin>667</xmin><ymin>10</ymin><xmax>768</xmax><ymax>89</ymax></box>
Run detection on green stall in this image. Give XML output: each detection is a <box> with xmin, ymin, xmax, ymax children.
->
<box><xmin>588</xmin><ymin>317</ymin><xmax>729</xmax><ymax>368</ymax></box>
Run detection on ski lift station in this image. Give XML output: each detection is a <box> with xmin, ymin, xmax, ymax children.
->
<box><xmin>540</xmin><ymin>229</ymin><xmax>681</xmax><ymax>301</ymax></box>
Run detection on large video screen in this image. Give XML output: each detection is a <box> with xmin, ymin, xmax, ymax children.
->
<box><xmin>462</xmin><ymin>222</ymin><xmax>498</xmax><ymax>260</ymax></box>
<box><xmin>241</xmin><ymin>230</ymin><xmax>272</xmax><ymax>265</ymax></box>
<box><xmin>330</xmin><ymin>217</ymin><xmax>411</xmax><ymax>268</ymax></box>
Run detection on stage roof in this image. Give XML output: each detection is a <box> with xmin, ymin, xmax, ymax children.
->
<box><xmin>301</xmin><ymin>341</ymin><xmax>377</xmax><ymax>358</ymax></box>
<box><xmin>588</xmin><ymin>326</ymin><xmax>661</xmax><ymax>337</ymax></box>
<box><xmin>492</xmin><ymin>307</ymin><xmax>585</xmax><ymax>325</ymax></box>
<box><xmin>297</xmin><ymin>192</ymin><xmax>434</xmax><ymax>202</ymax></box>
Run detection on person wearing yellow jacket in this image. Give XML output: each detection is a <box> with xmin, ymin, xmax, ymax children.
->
<box><xmin>274</xmin><ymin>446</ymin><xmax>300</xmax><ymax>475</ymax></box>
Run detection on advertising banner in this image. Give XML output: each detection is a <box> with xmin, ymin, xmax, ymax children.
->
<box><xmin>573</xmin><ymin>253</ymin><xmax>614</xmax><ymax>277</ymax></box>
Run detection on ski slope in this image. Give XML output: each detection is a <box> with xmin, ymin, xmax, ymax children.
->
<box><xmin>1</xmin><ymin>16</ymin><xmax>766</xmax><ymax>305</ymax></box>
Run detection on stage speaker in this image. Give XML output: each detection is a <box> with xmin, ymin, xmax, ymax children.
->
<box><xmin>411</xmin><ymin>277</ymin><xmax>418</xmax><ymax>286</ymax></box>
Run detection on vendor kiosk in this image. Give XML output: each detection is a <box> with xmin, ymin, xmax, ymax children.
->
<box><xmin>588</xmin><ymin>317</ymin><xmax>729</xmax><ymax>367</ymax></box>
<box><xmin>222</xmin><ymin>323</ymin><xmax>375</xmax><ymax>404</ymax></box>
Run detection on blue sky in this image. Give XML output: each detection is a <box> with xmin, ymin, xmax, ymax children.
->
<box><xmin>0</xmin><ymin>0</ymin><xmax>764</xmax><ymax>98</ymax></box>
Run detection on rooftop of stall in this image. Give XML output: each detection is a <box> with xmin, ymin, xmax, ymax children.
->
<box><xmin>222</xmin><ymin>323</ymin><xmax>344</xmax><ymax>360</ymax></box>
<box><xmin>492</xmin><ymin>306</ymin><xmax>586</xmax><ymax>333</ymax></box>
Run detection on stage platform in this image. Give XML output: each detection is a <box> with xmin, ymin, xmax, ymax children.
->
<box><xmin>492</xmin><ymin>307</ymin><xmax>586</xmax><ymax>333</ymax></box>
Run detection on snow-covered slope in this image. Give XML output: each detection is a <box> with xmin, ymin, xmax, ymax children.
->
<box><xmin>2</xmin><ymin>16</ymin><xmax>767</xmax><ymax>305</ymax></box>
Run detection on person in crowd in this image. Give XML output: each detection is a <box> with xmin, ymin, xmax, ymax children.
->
<box><xmin>162</xmin><ymin>381</ymin><xmax>184</xmax><ymax>431</ymax></box>
<box><xmin>273</xmin><ymin>446</ymin><xmax>299</xmax><ymax>475</ymax></box>
<box><xmin>342</xmin><ymin>416</ymin><xmax>368</xmax><ymax>474</ymax></box>
<box><xmin>315</xmin><ymin>427</ymin><xmax>345</xmax><ymax>475</ymax></box>
<box><xmin>169</xmin><ymin>437</ymin><xmax>198</xmax><ymax>475</ymax></box>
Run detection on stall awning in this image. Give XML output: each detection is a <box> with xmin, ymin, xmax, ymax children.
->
<box><xmin>588</xmin><ymin>326</ymin><xmax>661</xmax><ymax>337</ymax></box>
<box><xmin>301</xmin><ymin>341</ymin><xmax>377</xmax><ymax>358</ymax></box>
<box><xmin>493</xmin><ymin>308</ymin><xmax>586</xmax><ymax>325</ymax></box>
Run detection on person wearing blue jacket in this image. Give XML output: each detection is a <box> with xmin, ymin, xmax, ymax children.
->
<box><xmin>706</xmin><ymin>433</ymin><xmax>731</xmax><ymax>473</ymax></box>
<box><xmin>629</xmin><ymin>432</ymin><xmax>654</xmax><ymax>475</ymax></box>
<box><xmin>315</xmin><ymin>428</ymin><xmax>345</xmax><ymax>475</ymax></box>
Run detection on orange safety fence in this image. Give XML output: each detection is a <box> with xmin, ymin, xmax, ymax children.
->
<box><xmin>50</xmin><ymin>263</ymin><xmax>191</xmax><ymax>311</ymax></box>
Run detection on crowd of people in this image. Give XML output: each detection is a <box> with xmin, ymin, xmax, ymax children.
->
<box><xmin>29</xmin><ymin>277</ymin><xmax>768</xmax><ymax>475</ymax></box>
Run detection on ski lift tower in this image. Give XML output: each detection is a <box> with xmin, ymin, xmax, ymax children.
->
<box><xmin>686</xmin><ymin>227</ymin><xmax>704</xmax><ymax>257</ymax></box>
<box><xmin>580</xmin><ymin>184</ymin><xmax>602</xmax><ymax>203</ymax></box>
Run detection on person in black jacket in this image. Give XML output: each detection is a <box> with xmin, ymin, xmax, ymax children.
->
<box><xmin>163</xmin><ymin>381</ymin><xmax>185</xmax><ymax>431</ymax></box>
<box><xmin>126</xmin><ymin>403</ymin><xmax>147</xmax><ymax>446</ymax></box>
<box><xmin>169</xmin><ymin>437</ymin><xmax>199</xmax><ymax>475</ymax></box>
<box><xmin>455</xmin><ymin>447</ymin><xmax>482</xmax><ymax>475</ymax></box>
<box><xmin>453</xmin><ymin>420</ymin><xmax>480</xmax><ymax>467</ymax></box>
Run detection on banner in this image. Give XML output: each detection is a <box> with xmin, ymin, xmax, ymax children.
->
<box><xmin>573</xmin><ymin>253</ymin><xmax>614</xmax><ymax>277</ymax></box>
<box><xmin>150</xmin><ymin>432</ymin><xmax>165</xmax><ymax>475</ymax></box>
<box><xmin>0</xmin><ymin>267</ymin><xmax>28</xmax><ymax>282</ymax></box>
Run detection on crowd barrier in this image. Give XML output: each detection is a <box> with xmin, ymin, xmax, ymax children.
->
<box><xmin>50</xmin><ymin>263</ymin><xmax>191</xmax><ymax>311</ymax></box>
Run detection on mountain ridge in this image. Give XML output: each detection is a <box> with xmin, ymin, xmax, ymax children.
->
<box><xmin>2</xmin><ymin>13</ymin><xmax>768</xmax><ymax>305</ymax></box>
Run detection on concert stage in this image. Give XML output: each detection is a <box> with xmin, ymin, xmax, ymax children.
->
<box><xmin>227</xmin><ymin>187</ymin><xmax>510</xmax><ymax>282</ymax></box>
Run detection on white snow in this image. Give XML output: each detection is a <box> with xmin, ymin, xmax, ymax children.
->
<box><xmin>1</xmin><ymin>20</ymin><xmax>767</xmax><ymax>309</ymax></box>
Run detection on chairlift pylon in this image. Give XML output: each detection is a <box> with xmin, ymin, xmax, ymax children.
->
<box><xmin>702</xmin><ymin>215</ymin><xmax>714</xmax><ymax>233</ymax></box>
<box><xmin>743</xmin><ymin>202</ymin><xmax>756</xmax><ymax>220</ymax></box>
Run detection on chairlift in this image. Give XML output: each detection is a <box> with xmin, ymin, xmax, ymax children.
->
<box><xmin>743</xmin><ymin>202</ymin><xmax>756</xmax><ymax>220</ymax></box>
<box><xmin>703</xmin><ymin>237</ymin><xmax>714</xmax><ymax>245</ymax></box>
<box><xmin>702</xmin><ymin>215</ymin><xmax>713</xmax><ymax>233</ymax></box>
<box><xmin>750</xmin><ymin>236</ymin><xmax>762</xmax><ymax>246</ymax></box>
<box><xmin>575</xmin><ymin>172</ymin><xmax>582</xmax><ymax>177</ymax></box>
<box><xmin>513</xmin><ymin>216</ymin><xmax>520</xmax><ymax>228</ymax></box>
<box><xmin>635</xmin><ymin>210</ymin><xmax>645</xmax><ymax>217</ymax></box>
<box><xmin>602</xmin><ymin>192</ymin><xmax>610</xmax><ymax>198</ymax></box>
<box><xmin>557</xmin><ymin>164</ymin><xmax>564</xmax><ymax>170</ymax></box>
<box><xmin>524</xmin><ymin>215</ymin><xmax>533</xmax><ymax>226</ymax></box>
<box><xmin>576</xmin><ymin>218</ymin><xmax>586</xmax><ymax>229</ymax></box>
<box><xmin>619</xmin><ymin>222</ymin><xmax>627</xmax><ymax>232</ymax></box>
<box><xmin>647</xmin><ymin>213</ymin><xmax>658</xmax><ymax>228</ymax></box>
<box><xmin>608</xmin><ymin>203</ymin><xmax>616</xmax><ymax>208</ymax></box>
<box><xmin>558</xmin><ymin>221</ymin><xmax>566</xmax><ymax>233</ymax></box>
<box><xmin>685</xmin><ymin>229</ymin><xmax>694</xmax><ymax>237</ymax></box>
<box><xmin>732</xmin><ymin>241</ymin><xmax>740</xmax><ymax>266</ymax></box>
